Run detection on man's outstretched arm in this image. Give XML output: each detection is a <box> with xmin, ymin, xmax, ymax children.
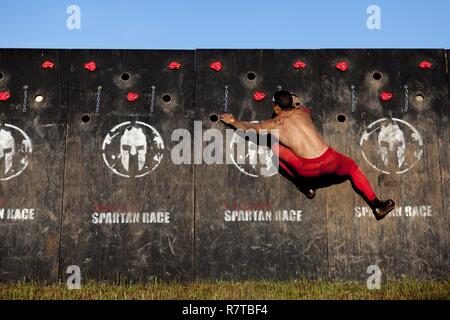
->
<box><xmin>219</xmin><ymin>113</ymin><xmax>281</xmax><ymax>134</ymax></box>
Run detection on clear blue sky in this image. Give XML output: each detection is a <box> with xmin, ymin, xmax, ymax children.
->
<box><xmin>0</xmin><ymin>0</ymin><xmax>448</xmax><ymax>49</ymax></box>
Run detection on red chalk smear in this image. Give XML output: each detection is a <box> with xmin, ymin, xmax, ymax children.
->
<box><xmin>84</xmin><ymin>61</ymin><xmax>97</xmax><ymax>71</ymax></box>
<box><xmin>253</xmin><ymin>91</ymin><xmax>266</xmax><ymax>101</ymax></box>
<box><xmin>127</xmin><ymin>92</ymin><xmax>139</xmax><ymax>102</ymax></box>
<box><xmin>335</xmin><ymin>61</ymin><xmax>348</xmax><ymax>71</ymax></box>
<box><xmin>210</xmin><ymin>61</ymin><xmax>222</xmax><ymax>71</ymax></box>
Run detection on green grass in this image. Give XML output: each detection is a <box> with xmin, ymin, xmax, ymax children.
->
<box><xmin>0</xmin><ymin>279</ymin><xmax>448</xmax><ymax>300</ymax></box>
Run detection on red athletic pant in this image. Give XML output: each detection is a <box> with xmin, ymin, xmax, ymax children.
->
<box><xmin>272</xmin><ymin>143</ymin><xmax>377</xmax><ymax>201</ymax></box>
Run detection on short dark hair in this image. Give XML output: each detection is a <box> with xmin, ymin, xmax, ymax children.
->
<box><xmin>273</xmin><ymin>90</ymin><xmax>293</xmax><ymax>110</ymax></box>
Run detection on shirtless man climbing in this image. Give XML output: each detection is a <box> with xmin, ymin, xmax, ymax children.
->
<box><xmin>220</xmin><ymin>90</ymin><xmax>395</xmax><ymax>220</ymax></box>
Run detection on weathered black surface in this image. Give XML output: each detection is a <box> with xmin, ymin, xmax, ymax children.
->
<box><xmin>440</xmin><ymin>50</ymin><xmax>450</xmax><ymax>278</ymax></box>
<box><xmin>59</xmin><ymin>50</ymin><xmax>195</xmax><ymax>281</ymax></box>
<box><xmin>0</xmin><ymin>49</ymin><xmax>448</xmax><ymax>282</ymax></box>
<box><xmin>0</xmin><ymin>49</ymin><xmax>68</xmax><ymax>281</ymax></box>
<box><xmin>320</xmin><ymin>49</ymin><xmax>448</xmax><ymax>280</ymax></box>
<box><xmin>195</xmin><ymin>50</ymin><xmax>328</xmax><ymax>280</ymax></box>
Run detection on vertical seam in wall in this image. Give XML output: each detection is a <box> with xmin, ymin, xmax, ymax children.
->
<box><xmin>436</xmin><ymin>120</ymin><xmax>446</xmax><ymax>272</ymax></box>
<box><xmin>439</xmin><ymin>49</ymin><xmax>449</xmax><ymax>271</ymax></box>
<box><xmin>56</xmin><ymin>49</ymin><xmax>72</xmax><ymax>283</ymax></box>
<box><xmin>192</xmin><ymin>163</ymin><xmax>196</xmax><ymax>281</ymax></box>
<box><xmin>192</xmin><ymin>50</ymin><xmax>197</xmax><ymax>281</ymax></box>
<box><xmin>445</xmin><ymin>50</ymin><xmax>448</xmax><ymax>74</ymax></box>
<box><xmin>319</xmin><ymin>49</ymin><xmax>331</xmax><ymax>280</ymax></box>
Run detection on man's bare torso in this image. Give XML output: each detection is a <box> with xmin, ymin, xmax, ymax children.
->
<box><xmin>270</xmin><ymin>108</ymin><xmax>329</xmax><ymax>159</ymax></box>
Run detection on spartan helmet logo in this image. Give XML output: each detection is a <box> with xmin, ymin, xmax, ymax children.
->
<box><xmin>120</xmin><ymin>127</ymin><xmax>147</xmax><ymax>172</ymax></box>
<box><xmin>0</xmin><ymin>129</ymin><xmax>15</xmax><ymax>174</ymax></box>
<box><xmin>361</xmin><ymin>118</ymin><xmax>423</xmax><ymax>175</ymax></box>
<box><xmin>378</xmin><ymin>123</ymin><xmax>406</xmax><ymax>169</ymax></box>
<box><xmin>0</xmin><ymin>124</ymin><xmax>32</xmax><ymax>181</ymax></box>
<box><xmin>229</xmin><ymin>122</ymin><xmax>278</xmax><ymax>178</ymax></box>
<box><xmin>248</xmin><ymin>140</ymin><xmax>275</xmax><ymax>174</ymax></box>
<box><xmin>102</xmin><ymin>121</ymin><xmax>164</xmax><ymax>178</ymax></box>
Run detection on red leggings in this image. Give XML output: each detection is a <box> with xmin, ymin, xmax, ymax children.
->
<box><xmin>273</xmin><ymin>143</ymin><xmax>376</xmax><ymax>201</ymax></box>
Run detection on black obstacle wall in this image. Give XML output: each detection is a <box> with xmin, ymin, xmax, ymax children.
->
<box><xmin>0</xmin><ymin>49</ymin><xmax>448</xmax><ymax>282</ymax></box>
<box><xmin>0</xmin><ymin>49</ymin><xmax>68</xmax><ymax>281</ymax></box>
<box><xmin>60</xmin><ymin>50</ymin><xmax>196</xmax><ymax>281</ymax></box>
<box><xmin>320</xmin><ymin>49</ymin><xmax>448</xmax><ymax>279</ymax></box>
<box><xmin>195</xmin><ymin>49</ymin><xmax>328</xmax><ymax>280</ymax></box>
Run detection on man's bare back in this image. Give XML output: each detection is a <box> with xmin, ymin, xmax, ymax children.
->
<box><xmin>269</xmin><ymin>108</ymin><xmax>329</xmax><ymax>159</ymax></box>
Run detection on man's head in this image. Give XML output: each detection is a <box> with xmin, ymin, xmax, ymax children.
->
<box><xmin>272</xmin><ymin>90</ymin><xmax>293</xmax><ymax>114</ymax></box>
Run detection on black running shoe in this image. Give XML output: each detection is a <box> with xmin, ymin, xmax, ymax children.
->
<box><xmin>372</xmin><ymin>199</ymin><xmax>395</xmax><ymax>221</ymax></box>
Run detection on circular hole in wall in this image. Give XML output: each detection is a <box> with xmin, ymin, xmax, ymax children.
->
<box><xmin>337</xmin><ymin>114</ymin><xmax>346</xmax><ymax>122</ymax></box>
<box><xmin>34</xmin><ymin>94</ymin><xmax>44</xmax><ymax>103</ymax></box>
<box><xmin>373</xmin><ymin>72</ymin><xmax>382</xmax><ymax>80</ymax></box>
<box><xmin>415</xmin><ymin>94</ymin><xmax>425</xmax><ymax>102</ymax></box>
<box><xmin>209</xmin><ymin>114</ymin><xmax>219</xmax><ymax>122</ymax></box>
<box><xmin>81</xmin><ymin>114</ymin><xmax>91</xmax><ymax>123</ymax></box>
<box><xmin>247</xmin><ymin>72</ymin><xmax>256</xmax><ymax>80</ymax></box>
